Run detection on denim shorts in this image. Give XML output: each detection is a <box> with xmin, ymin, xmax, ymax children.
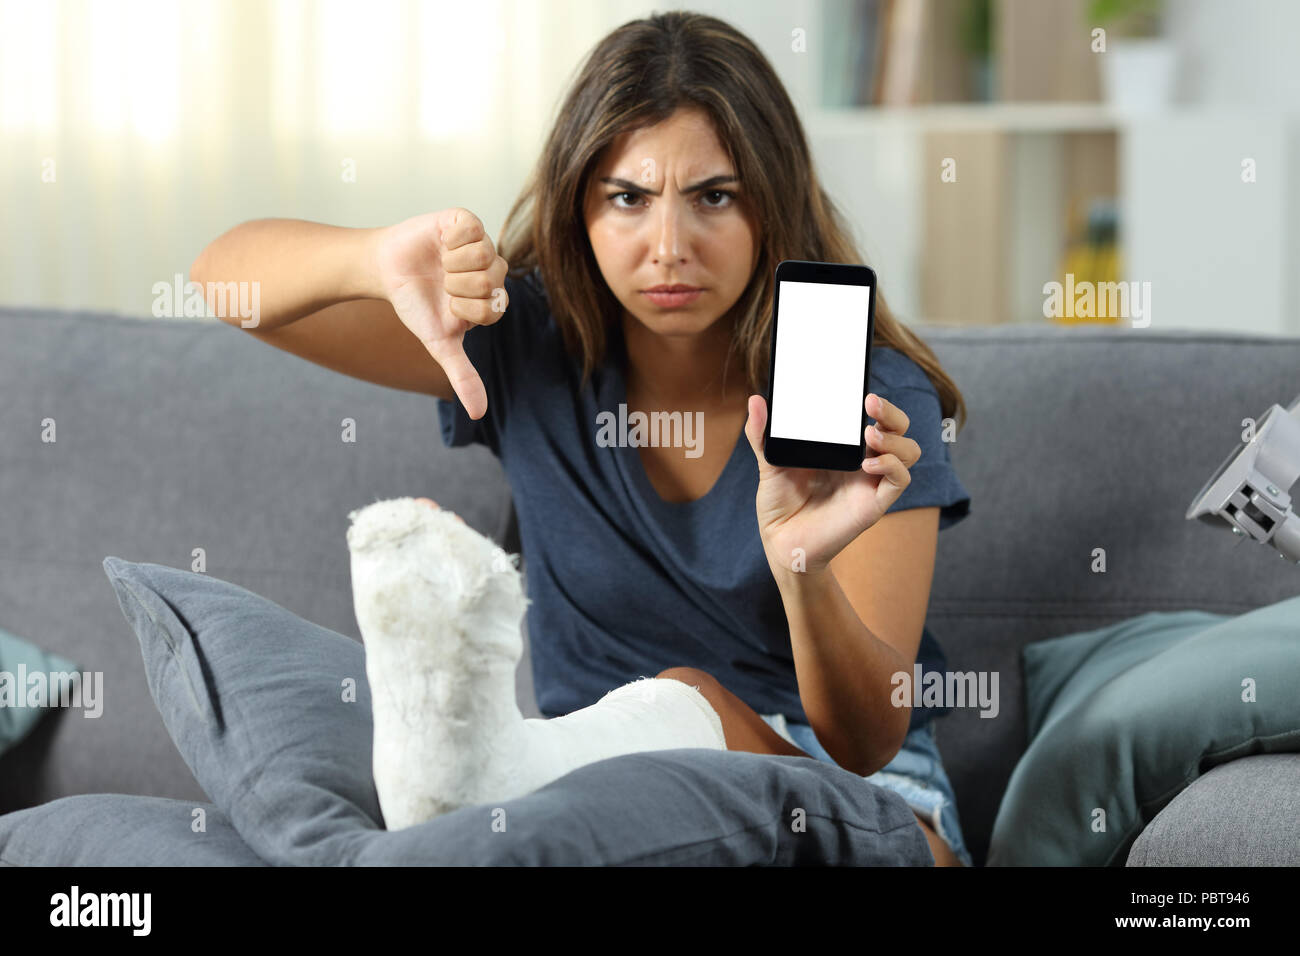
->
<box><xmin>758</xmin><ymin>713</ymin><xmax>973</xmax><ymax>867</ymax></box>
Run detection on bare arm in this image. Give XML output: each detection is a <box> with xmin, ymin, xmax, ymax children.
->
<box><xmin>190</xmin><ymin>218</ymin><xmax>384</xmax><ymax>331</ymax></box>
<box><xmin>189</xmin><ymin>212</ymin><xmax>508</xmax><ymax>414</ymax></box>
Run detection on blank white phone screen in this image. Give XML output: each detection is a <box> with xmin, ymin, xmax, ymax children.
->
<box><xmin>769</xmin><ymin>280</ymin><xmax>872</xmax><ymax>445</ymax></box>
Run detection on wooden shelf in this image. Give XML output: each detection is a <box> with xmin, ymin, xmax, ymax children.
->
<box><xmin>807</xmin><ymin>104</ymin><xmax>1293</xmax><ymax>135</ymax></box>
<box><xmin>809</xmin><ymin>103</ymin><xmax>1121</xmax><ymax>133</ymax></box>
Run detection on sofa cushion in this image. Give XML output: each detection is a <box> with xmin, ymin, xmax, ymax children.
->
<box><xmin>98</xmin><ymin>556</ymin><xmax>934</xmax><ymax>865</ymax></box>
<box><xmin>988</xmin><ymin>595</ymin><xmax>1300</xmax><ymax>866</ymax></box>
<box><xmin>1127</xmin><ymin>753</ymin><xmax>1300</xmax><ymax>866</ymax></box>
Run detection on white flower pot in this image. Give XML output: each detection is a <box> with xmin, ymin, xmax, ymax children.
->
<box><xmin>1101</xmin><ymin>38</ymin><xmax>1177</xmax><ymax>112</ymax></box>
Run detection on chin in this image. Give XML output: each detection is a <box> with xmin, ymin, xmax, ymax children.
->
<box><xmin>629</xmin><ymin>306</ymin><xmax>723</xmax><ymax>334</ymax></box>
<box><xmin>645</xmin><ymin>317</ymin><xmax>715</xmax><ymax>337</ymax></box>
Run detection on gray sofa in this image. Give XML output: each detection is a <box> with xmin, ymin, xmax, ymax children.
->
<box><xmin>2</xmin><ymin>306</ymin><xmax>1298</xmax><ymax>866</ymax></box>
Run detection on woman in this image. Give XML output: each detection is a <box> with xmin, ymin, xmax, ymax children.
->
<box><xmin>194</xmin><ymin>11</ymin><xmax>973</xmax><ymax>866</ymax></box>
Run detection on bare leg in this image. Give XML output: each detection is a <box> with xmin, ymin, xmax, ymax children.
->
<box><xmin>917</xmin><ymin>817</ymin><xmax>962</xmax><ymax>866</ymax></box>
<box><xmin>655</xmin><ymin>666</ymin><xmax>810</xmax><ymax>758</ymax></box>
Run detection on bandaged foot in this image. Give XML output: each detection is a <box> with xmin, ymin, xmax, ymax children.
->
<box><xmin>347</xmin><ymin>497</ymin><xmax>728</xmax><ymax>830</ymax></box>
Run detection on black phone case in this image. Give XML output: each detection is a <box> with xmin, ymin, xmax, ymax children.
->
<box><xmin>762</xmin><ymin>259</ymin><xmax>877</xmax><ymax>471</ymax></box>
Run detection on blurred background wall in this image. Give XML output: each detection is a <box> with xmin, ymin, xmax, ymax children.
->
<box><xmin>3</xmin><ymin>0</ymin><xmax>1298</xmax><ymax>333</ymax></box>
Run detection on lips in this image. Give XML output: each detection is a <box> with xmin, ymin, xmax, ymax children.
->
<box><xmin>641</xmin><ymin>284</ymin><xmax>705</xmax><ymax>308</ymax></box>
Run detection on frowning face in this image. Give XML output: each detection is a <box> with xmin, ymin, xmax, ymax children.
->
<box><xmin>583</xmin><ymin>105</ymin><xmax>760</xmax><ymax>340</ymax></box>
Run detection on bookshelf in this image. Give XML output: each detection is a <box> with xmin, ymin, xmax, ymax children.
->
<box><xmin>809</xmin><ymin>103</ymin><xmax>1121</xmax><ymax>133</ymax></box>
<box><xmin>799</xmin><ymin>0</ymin><xmax>1300</xmax><ymax>335</ymax></box>
<box><xmin>807</xmin><ymin>104</ymin><xmax>1299</xmax><ymax>333</ymax></box>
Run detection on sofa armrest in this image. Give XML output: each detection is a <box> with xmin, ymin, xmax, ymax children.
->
<box><xmin>1127</xmin><ymin>753</ymin><xmax>1300</xmax><ymax>865</ymax></box>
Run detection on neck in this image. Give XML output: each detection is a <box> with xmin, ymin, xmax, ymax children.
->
<box><xmin>619</xmin><ymin>309</ymin><xmax>748</xmax><ymax>409</ymax></box>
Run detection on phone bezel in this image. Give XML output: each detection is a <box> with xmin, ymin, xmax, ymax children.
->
<box><xmin>762</xmin><ymin>259</ymin><xmax>878</xmax><ymax>472</ymax></box>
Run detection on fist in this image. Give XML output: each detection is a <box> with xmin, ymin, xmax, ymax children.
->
<box><xmin>375</xmin><ymin>208</ymin><xmax>510</xmax><ymax>420</ymax></box>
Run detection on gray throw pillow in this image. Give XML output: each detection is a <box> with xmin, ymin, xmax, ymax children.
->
<box><xmin>988</xmin><ymin>595</ymin><xmax>1300</xmax><ymax>866</ymax></box>
<box><xmin>100</xmin><ymin>557</ymin><xmax>933</xmax><ymax>866</ymax></box>
<box><xmin>0</xmin><ymin>795</ymin><xmax>267</xmax><ymax>866</ymax></box>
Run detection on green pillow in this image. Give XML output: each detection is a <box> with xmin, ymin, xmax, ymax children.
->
<box><xmin>0</xmin><ymin>627</ymin><xmax>79</xmax><ymax>756</ymax></box>
<box><xmin>988</xmin><ymin>594</ymin><xmax>1300</xmax><ymax>866</ymax></box>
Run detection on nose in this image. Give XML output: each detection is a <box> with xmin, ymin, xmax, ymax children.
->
<box><xmin>652</xmin><ymin>201</ymin><xmax>684</xmax><ymax>264</ymax></box>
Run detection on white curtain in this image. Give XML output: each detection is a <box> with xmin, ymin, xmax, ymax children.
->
<box><xmin>1</xmin><ymin>0</ymin><xmax>682</xmax><ymax>317</ymax></box>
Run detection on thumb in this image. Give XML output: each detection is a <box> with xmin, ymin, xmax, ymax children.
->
<box><xmin>424</xmin><ymin>336</ymin><xmax>487</xmax><ymax>420</ymax></box>
<box><xmin>744</xmin><ymin>394</ymin><xmax>777</xmax><ymax>478</ymax></box>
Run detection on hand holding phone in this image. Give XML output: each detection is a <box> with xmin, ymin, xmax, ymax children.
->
<box><xmin>762</xmin><ymin>260</ymin><xmax>877</xmax><ymax>471</ymax></box>
<box><xmin>745</xmin><ymin>260</ymin><xmax>919</xmax><ymax>575</ymax></box>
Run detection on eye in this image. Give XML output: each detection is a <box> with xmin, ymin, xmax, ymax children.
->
<box><xmin>700</xmin><ymin>189</ymin><xmax>736</xmax><ymax>208</ymax></box>
<box><xmin>606</xmin><ymin>191</ymin><xmax>644</xmax><ymax>210</ymax></box>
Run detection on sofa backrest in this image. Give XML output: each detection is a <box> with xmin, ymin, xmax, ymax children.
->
<box><xmin>912</xmin><ymin>322</ymin><xmax>1300</xmax><ymax>865</ymax></box>
<box><xmin>0</xmin><ymin>308</ymin><xmax>517</xmax><ymax>812</ymax></box>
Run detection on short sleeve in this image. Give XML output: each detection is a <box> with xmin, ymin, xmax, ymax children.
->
<box><xmin>879</xmin><ymin>379</ymin><xmax>972</xmax><ymax>532</ymax></box>
<box><xmin>435</xmin><ymin>270</ymin><xmax>539</xmax><ymax>456</ymax></box>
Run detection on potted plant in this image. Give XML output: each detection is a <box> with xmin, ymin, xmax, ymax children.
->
<box><xmin>960</xmin><ymin>0</ymin><xmax>994</xmax><ymax>102</ymax></box>
<box><xmin>1089</xmin><ymin>0</ymin><xmax>1176</xmax><ymax>111</ymax></box>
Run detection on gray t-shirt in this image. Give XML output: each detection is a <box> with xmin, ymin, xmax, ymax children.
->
<box><xmin>437</xmin><ymin>267</ymin><xmax>972</xmax><ymax>730</ymax></box>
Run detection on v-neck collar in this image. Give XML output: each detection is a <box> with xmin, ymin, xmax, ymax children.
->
<box><xmin>601</xmin><ymin>320</ymin><xmax>750</xmax><ymax>516</ymax></box>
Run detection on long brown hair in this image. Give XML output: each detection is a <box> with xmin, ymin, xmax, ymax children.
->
<box><xmin>497</xmin><ymin>10</ymin><xmax>967</xmax><ymax>432</ymax></box>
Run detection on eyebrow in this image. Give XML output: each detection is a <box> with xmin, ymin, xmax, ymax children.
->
<box><xmin>599</xmin><ymin>174</ymin><xmax>739</xmax><ymax>196</ymax></box>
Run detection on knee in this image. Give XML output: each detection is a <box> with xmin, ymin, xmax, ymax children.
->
<box><xmin>655</xmin><ymin>668</ymin><xmax>726</xmax><ymax>715</ymax></box>
<box><xmin>655</xmin><ymin>667</ymin><xmax>720</xmax><ymax>697</ymax></box>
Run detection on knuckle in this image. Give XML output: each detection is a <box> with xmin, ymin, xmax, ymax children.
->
<box><xmin>449</xmin><ymin>296</ymin><xmax>488</xmax><ymax>325</ymax></box>
<box><xmin>467</xmin><ymin>297</ymin><xmax>496</xmax><ymax>324</ymax></box>
<box><xmin>449</xmin><ymin>297</ymin><xmax>476</xmax><ymax>324</ymax></box>
<box><xmin>462</xmin><ymin>243</ymin><xmax>491</xmax><ymax>270</ymax></box>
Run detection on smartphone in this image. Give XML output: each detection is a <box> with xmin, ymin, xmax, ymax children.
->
<box><xmin>762</xmin><ymin>260</ymin><xmax>877</xmax><ymax>471</ymax></box>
